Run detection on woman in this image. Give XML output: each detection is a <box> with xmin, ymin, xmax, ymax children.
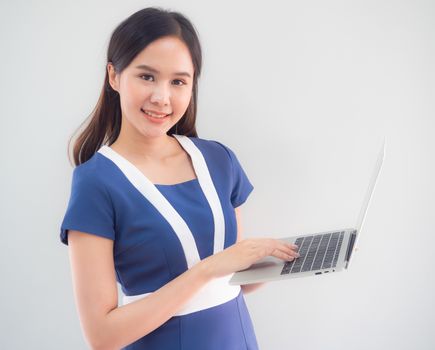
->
<box><xmin>60</xmin><ymin>7</ymin><xmax>300</xmax><ymax>350</ymax></box>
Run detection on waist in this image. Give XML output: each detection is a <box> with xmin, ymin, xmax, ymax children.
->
<box><xmin>122</xmin><ymin>274</ymin><xmax>241</xmax><ymax>316</ymax></box>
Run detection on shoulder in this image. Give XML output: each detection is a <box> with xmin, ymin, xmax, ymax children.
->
<box><xmin>71</xmin><ymin>152</ymin><xmax>112</xmax><ymax>193</ymax></box>
<box><xmin>183</xmin><ymin>135</ymin><xmax>235</xmax><ymax>164</ymax></box>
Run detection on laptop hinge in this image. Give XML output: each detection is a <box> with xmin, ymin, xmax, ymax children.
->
<box><xmin>345</xmin><ymin>230</ymin><xmax>358</xmax><ymax>264</ymax></box>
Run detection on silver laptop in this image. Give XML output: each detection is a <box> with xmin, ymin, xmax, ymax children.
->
<box><xmin>229</xmin><ymin>138</ymin><xmax>386</xmax><ymax>285</ymax></box>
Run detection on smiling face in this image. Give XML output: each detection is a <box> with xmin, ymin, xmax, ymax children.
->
<box><xmin>107</xmin><ymin>35</ymin><xmax>195</xmax><ymax>140</ymax></box>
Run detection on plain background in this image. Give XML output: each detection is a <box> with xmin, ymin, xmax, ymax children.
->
<box><xmin>1</xmin><ymin>0</ymin><xmax>434</xmax><ymax>349</ymax></box>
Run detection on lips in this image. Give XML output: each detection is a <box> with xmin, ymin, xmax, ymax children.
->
<box><xmin>141</xmin><ymin>108</ymin><xmax>170</xmax><ymax>117</ymax></box>
<box><xmin>141</xmin><ymin>109</ymin><xmax>171</xmax><ymax>124</ymax></box>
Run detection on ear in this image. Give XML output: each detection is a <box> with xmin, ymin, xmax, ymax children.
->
<box><xmin>107</xmin><ymin>62</ymin><xmax>120</xmax><ymax>92</ymax></box>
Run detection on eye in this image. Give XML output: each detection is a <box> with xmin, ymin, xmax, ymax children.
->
<box><xmin>173</xmin><ymin>79</ymin><xmax>186</xmax><ymax>86</ymax></box>
<box><xmin>140</xmin><ymin>74</ymin><xmax>154</xmax><ymax>81</ymax></box>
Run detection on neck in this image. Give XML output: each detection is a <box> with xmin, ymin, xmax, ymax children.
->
<box><xmin>111</xmin><ymin>132</ymin><xmax>178</xmax><ymax>163</ymax></box>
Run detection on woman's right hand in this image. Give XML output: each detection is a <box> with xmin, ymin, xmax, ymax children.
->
<box><xmin>201</xmin><ymin>238</ymin><xmax>300</xmax><ymax>279</ymax></box>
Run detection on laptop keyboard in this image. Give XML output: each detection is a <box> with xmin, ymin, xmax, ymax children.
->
<box><xmin>281</xmin><ymin>231</ymin><xmax>344</xmax><ymax>275</ymax></box>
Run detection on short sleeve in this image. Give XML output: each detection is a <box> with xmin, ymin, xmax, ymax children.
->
<box><xmin>60</xmin><ymin>167</ymin><xmax>115</xmax><ymax>245</ymax></box>
<box><xmin>213</xmin><ymin>141</ymin><xmax>254</xmax><ymax>208</ymax></box>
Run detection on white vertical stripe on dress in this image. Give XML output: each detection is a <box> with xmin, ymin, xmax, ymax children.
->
<box><xmin>173</xmin><ymin>134</ymin><xmax>226</xmax><ymax>254</ymax></box>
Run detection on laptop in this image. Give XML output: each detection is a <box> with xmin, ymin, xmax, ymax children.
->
<box><xmin>229</xmin><ymin>138</ymin><xmax>386</xmax><ymax>285</ymax></box>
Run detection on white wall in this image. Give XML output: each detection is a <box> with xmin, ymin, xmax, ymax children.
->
<box><xmin>1</xmin><ymin>0</ymin><xmax>434</xmax><ymax>349</ymax></box>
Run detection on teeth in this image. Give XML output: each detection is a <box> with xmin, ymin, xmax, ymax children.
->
<box><xmin>143</xmin><ymin>110</ymin><xmax>167</xmax><ymax>118</ymax></box>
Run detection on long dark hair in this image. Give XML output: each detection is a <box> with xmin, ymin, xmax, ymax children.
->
<box><xmin>69</xmin><ymin>7</ymin><xmax>202</xmax><ymax>166</ymax></box>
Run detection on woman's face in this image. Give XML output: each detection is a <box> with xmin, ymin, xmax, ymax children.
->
<box><xmin>108</xmin><ymin>36</ymin><xmax>194</xmax><ymax>139</ymax></box>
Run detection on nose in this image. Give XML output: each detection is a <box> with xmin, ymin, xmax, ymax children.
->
<box><xmin>150</xmin><ymin>83</ymin><xmax>170</xmax><ymax>106</ymax></box>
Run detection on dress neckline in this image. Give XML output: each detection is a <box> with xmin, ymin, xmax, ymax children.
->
<box><xmin>101</xmin><ymin>134</ymin><xmax>199</xmax><ymax>186</ymax></box>
<box><xmin>155</xmin><ymin>178</ymin><xmax>199</xmax><ymax>187</ymax></box>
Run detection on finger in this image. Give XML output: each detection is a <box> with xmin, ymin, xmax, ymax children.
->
<box><xmin>280</xmin><ymin>242</ymin><xmax>299</xmax><ymax>254</ymax></box>
<box><xmin>290</xmin><ymin>247</ymin><xmax>300</xmax><ymax>257</ymax></box>
<box><xmin>286</xmin><ymin>250</ymin><xmax>300</xmax><ymax>258</ymax></box>
<box><xmin>273</xmin><ymin>250</ymin><xmax>295</xmax><ymax>261</ymax></box>
<box><xmin>265</xmin><ymin>239</ymin><xmax>299</xmax><ymax>258</ymax></box>
<box><xmin>280</xmin><ymin>244</ymin><xmax>300</xmax><ymax>257</ymax></box>
<box><xmin>281</xmin><ymin>241</ymin><xmax>298</xmax><ymax>249</ymax></box>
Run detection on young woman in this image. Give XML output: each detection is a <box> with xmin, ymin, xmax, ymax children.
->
<box><xmin>60</xmin><ymin>7</ymin><xmax>300</xmax><ymax>350</ymax></box>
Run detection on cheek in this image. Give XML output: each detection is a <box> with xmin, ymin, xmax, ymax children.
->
<box><xmin>126</xmin><ymin>84</ymin><xmax>148</xmax><ymax>105</ymax></box>
<box><xmin>120</xmin><ymin>79</ymin><xmax>145</xmax><ymax>103</ymax></box>
<box><xmin>175</xmin><ymin>90</ymin><xmax>192</xmax><ymax>107</ymax></box>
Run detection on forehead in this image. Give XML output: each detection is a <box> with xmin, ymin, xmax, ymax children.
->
<box><xmin>130</xmin><ymin>36</ymin><xmax>194</xmax><ymax>76</ymax></box>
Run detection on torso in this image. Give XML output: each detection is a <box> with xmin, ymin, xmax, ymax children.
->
<box><xmin>87</xmin><ymin>136</ymin><xmax>259</xmax><ymax>349</ymax></box>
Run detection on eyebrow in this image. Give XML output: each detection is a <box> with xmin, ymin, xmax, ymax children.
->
<box><xmin>135</xmin><ymin>64</ymin><xmax>192</xmax><ymax>78</ymax></box>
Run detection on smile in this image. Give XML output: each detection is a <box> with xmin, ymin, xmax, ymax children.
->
<box><xmin>141</xmin><ymin>109</ymin><xmax>171</xmax><ymax>124</ymax></box>
<box><xmin>141</xmin><ymin>109</ymin><xmax>170</xmax><ymax>119</ymax></box>
<box><xmin>141</xmin><ymin>109</ymin><xmax>169</xmax><ymax>118</ymax></box>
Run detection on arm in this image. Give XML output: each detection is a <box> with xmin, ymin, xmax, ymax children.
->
<box><xmin>234</xmin><ymin>206</ymin><xmax>266</xmax><ymax>294</ymax></box>
<box><xmin>68</xmin><ymin>230</ymin><xmax>212</xmax><ymax>350</ymax></box>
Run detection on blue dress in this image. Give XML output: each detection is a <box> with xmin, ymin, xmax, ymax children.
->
<box><xmin>60</xmin><ymin>135</ymin><xmax>259</xmax><ymax>349</ymax></box>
